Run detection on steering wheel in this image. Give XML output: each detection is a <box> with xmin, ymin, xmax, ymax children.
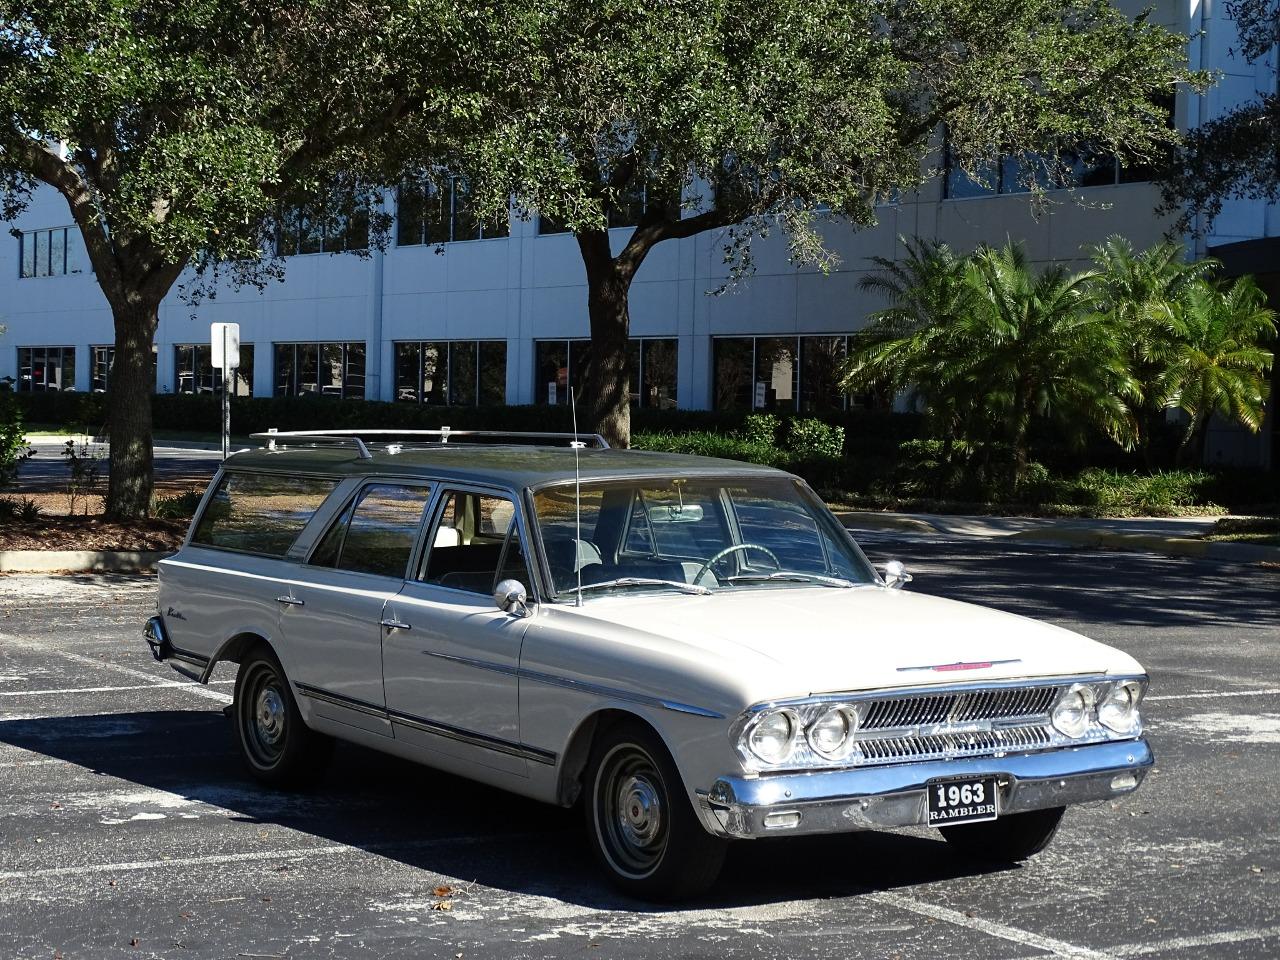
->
<box><xmin>693</xmin><ymin>543</ymin><xmax>781</xmax><ymax>586</ymax></box>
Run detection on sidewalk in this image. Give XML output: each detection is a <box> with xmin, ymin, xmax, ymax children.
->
<box><xmin>835</xmin><ymin>509</ymin><xmax>1279</xmax><ymax>566</ymax></box>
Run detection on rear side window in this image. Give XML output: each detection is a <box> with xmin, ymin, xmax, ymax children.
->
<box><xmin>309</xmin><ymin>483</ymin><xmax>433</xmax><ymax>578</ymax></box>
<box><xmin>191</xmin><ymin>473</ymin><xmax>337</xmax><ymax>556</ymax></box>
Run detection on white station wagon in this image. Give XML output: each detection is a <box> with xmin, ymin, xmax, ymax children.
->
<box><xmin>146</xmin><ymin>429</ymin><xmax>1152</xmax><ymax>899</ymax></box>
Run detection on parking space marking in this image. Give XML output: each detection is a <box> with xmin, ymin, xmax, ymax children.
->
<box><xmin>1108</xmin><ymin>925</ymin><xmax>1280</xmax><ymax>955</ymax></box>
<box><xmin>0</xmin><ymin>831</ymin><xmax>540</xmax><ymax>883</ymax></box>
<box><xmin>0</xmin><ymin>680</ymin><xmax>234</xmax><ymax>697</ymax></box>
<box><xmin>1146</xmin><ymin>689</ymin><xmax>1280</xmax><ymax>702</ymax></box>
<box><xmin>0</xmin><ymin>635</ymin><xmax>231</xmax><ymax>705</ymax></box>
<box><xmin>867</xmin><ymin>891</ymin><xmax>1116</xmax><ymax>960</ymax></box>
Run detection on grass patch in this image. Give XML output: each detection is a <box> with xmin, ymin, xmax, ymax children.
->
<box><xmin>1205</xmin><ymin>517</ymin><xmax>1280</xmax><ymax>545</ymax></box>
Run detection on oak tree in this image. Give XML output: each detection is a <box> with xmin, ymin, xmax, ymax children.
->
<box><xmin>0</xmin><ymin>0</ymin><xmax>493</xmax><ymax>516</ymax></box>
<box><xmin>482</xmin><ymin>0</ymin><xmax>1195</xmax><ymax>447</ymax></box>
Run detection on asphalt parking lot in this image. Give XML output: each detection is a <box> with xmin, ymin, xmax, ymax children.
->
<box><xmin>1</xmin><ymin>538</ymin><xmax>1277</xmax><ymax>959</ymax></box>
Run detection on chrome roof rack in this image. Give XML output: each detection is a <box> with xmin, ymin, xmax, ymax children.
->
<box><xmin>249</xmin><ymin>427</ymin><xmax>610</xmax><ymax>456</ymax></box>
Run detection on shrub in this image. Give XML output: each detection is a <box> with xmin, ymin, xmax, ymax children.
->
<box><xmin>15</xmin><ymin>497</ymin><xmax>42</xmax><ymax>521</ymax></box>
<box><xmin>739</xmin><ymin>413</ymin><xmax>781</xmax><ymax>446</ymax></box>
<box><xmin>154</xmin><ymin>490</ymin><xmax>205</xmax><ymax>519</ymax></box>
<box><xmin>785</xmin><ymin>418</ymin><xmax>845</xmax><ymax>459</ymax></box>
<box><xmin>0</xmin><ymin>393</ymin><xmax>34</xmax><ymax>489</ymax></box>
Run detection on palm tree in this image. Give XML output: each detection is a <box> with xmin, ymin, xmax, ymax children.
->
<box><xmin>845</xmin><ymin>238</ymin><xmax>1140</xmax><ymax>476</ymax></box>
<box><xmin>1089</xmin><ymin>236</ymin><xmax>1218</xmax><ymax>463</ymax></box>
<box><xmin>1148</xmin><ymin>276</ymin><xmax>1275</xmax><ymax>464</ymax></box>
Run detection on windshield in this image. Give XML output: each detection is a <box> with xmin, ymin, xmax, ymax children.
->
<box><xmin>532</xmin><ymin>476</ymin><xmax>876</xmax><ymax>599</ymax></box>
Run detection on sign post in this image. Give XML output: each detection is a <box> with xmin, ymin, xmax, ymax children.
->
<box><xmin>210</xmin><ymin>322</ymin><xmax>240</xmax><ymax>460</ymax></box>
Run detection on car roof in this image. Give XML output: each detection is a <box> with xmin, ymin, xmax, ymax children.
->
<box><xmin>220</xmin><ymin>444</ymin><xmax>790</xmax><ymax>492</ymax></box>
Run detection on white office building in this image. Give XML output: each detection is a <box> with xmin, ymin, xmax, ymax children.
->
<box><xmin>1</xmin><ymin>0</ymin><xmax>1275</xmax><ymax>464</ymax></box>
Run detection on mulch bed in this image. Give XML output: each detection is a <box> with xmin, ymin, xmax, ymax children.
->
<box><xmin>0</xmin><ymin>517</ymin><xmax>187</xmax><ymax>551</ymax></box>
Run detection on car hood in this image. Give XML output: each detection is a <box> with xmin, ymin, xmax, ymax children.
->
<box><xmin>567</xmin><ymin>585</ymin><xmax>1141</xmax><ymax>700</ymax></box>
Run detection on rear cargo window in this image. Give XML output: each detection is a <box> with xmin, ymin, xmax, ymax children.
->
<box><xmin>191</xmin><ymin>472</ymin><xmax>337</xmax><ymax>556</ymax></box>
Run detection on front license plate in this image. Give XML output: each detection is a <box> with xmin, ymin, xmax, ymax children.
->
<box><xmin>927</xmin><ymin>776</ymin><xmax>999</xmax><ymax>826</ymax></box>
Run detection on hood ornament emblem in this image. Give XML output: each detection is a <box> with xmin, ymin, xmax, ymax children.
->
<box><xmin>897</xmin><ymin>659</ymin><xmax>1021</xmax><ymax>673</ymax></box>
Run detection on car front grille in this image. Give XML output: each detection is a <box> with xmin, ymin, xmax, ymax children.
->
<box><xmin>850</xmin><ymin>684</ymin><xmax>1062</xmax><ymax>765</ymax></box>
<box><xmin>861</xmin><ymin>684</ymin><xmax>1059</xmax><ymax>730</ymax></box>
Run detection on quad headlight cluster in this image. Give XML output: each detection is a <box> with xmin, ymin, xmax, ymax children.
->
<box><xmin>735</xmin><ymin>676</ymin><xmax>1147</xmax><ymax>772</ymax></box>
<box><xmin>1051</xmin><ymin>678</ymin><xmax>1146</xmax><ymax>739</ymax></box>
<box><xmin>739</xmin><ymin>702</ymin><xmax>867</xmax><ymax>768</ymax></box>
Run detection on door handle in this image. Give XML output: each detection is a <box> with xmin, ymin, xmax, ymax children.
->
<box><xmin>276</xmin><ymin>596</ymin><xmax>305</xmax><ymax>607</ymax></box>
<box><xmin>380</xmin><ymin>619</ymin><xmax>411</xmax><ymax>631</ymax></box>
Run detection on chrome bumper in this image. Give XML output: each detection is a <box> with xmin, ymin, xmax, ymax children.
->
<box><xmin>695</xmin><ymin>738</ymin><xmax>1153</xmax><ymax>839</ymax></box>
<box><xmin>144</xmin><ymin>615</ymin><xmax>208</xmax><ymax>682</ymax></box>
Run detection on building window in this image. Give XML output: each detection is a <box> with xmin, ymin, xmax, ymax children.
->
<box><xmin>174</xmin><ymin>344</ymin><xmax>254</xmax><ymax>396</ymax></box>
<box><xmin>535</xmin><ymin>338</ymin><xmax>677</xmax><ymax>407</ymax></box>
<box><xmin>535</xmin><ymin>339</ymin><xmax>592</xmax><ymax>405</ymax></box>
<box><xmin>273</xmin><ymin>342</ymin><xmax>364</xmax><ymax>399</ymax></box>
<box><xmin>537</xmin><ymin>183</ymin><xmax>679</xmax><ymax>235</ymax></box>
<box><xmin>18</xmin><ymin>227</ymin><xmax>85</xmax><ymax>278</ymax></box>
<box><xmin>628</xmin><ymin>338</ymin><xmax>678</xmax><ymax>409</ymax></box>
<box><xmin>397</xmin><ymin>174</ymin><xmax>509</xmax><ymax>246</ymax></box>
<box><xmin>393</xmin><ymin>340</ymin><xmax>507</xmax><ymax>405</ymax></box>
<box><xmin>714</xmin><ymin>335</ymin><xmax>859</xmax><ymax>412</ymax></box>
<box><xmin>941</xmin><ymin>136</ymin><xmax>1165</xmax><ymax>200</ymax></box>
<box><xmin>17</xmin><ymin>346</ymin><xmax>76</xmax><ymax>392</ymax></box>
<box><xmin>91</xmin><ymin>346</ymin><xmax>113</xmax><ymax>393</ymax></box>
<box><xmin>276</xmin><ymin>202</ymin><xmax>369</xmax><ymax>256</ymax></box>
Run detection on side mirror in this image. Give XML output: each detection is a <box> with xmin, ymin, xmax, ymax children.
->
<box><xmin>880</xmin><ymin>560</ymin><xmax>912</xmax><ymax>590</ymax></box>
<box><xmin>493</xmin><ymin>578</ymin><xmax>530</xmax><ymax>617</ymax></box>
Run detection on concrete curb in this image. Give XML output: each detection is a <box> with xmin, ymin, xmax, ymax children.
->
<box><xmin>833</xmin><ymin>511</ymin><xmax>940</xmax><ymax>535</ymax></box>
<box><xmin>0</xmin><ymin>550</ymin><xmax>171</xmax><ymax>574</ymax></box>
<box><xmin>1006</xmin><ymin>529</ymin><xmax>1279</xmax><ymax>565</ymax></box>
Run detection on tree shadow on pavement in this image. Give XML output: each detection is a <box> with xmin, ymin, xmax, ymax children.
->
<box><xmin>0</xmin><ymin>708</ymin><xmax>1010</xmax><ymax>911</ymax></box>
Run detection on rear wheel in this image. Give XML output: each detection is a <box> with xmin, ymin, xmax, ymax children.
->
<box><xmin>940</xmin><ymin>806</ymin><xmax>1065</xmax><ymax>862</ymax></box>
<box><xmin>584</xmin><ymin>720</ymin><xmax>728</xmax><ymax>901</ymax></box>
<box><xmin>233</xmin><ymin>646</ymin><xmax>331</xmax><ymax>788</ymax></box>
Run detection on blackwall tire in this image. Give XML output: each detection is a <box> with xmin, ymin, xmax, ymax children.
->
<box><xmin>583</xmin><ymin>719</ymin><xmax>728</xmax><ymax>901</ymax></box>
<box><xmin>939</xmin><ymin>806</ymin><xmax>1066</xmax><ymax>862</ymax></box>
<box><xmin>232</xmin><ymin>646</ymin><xmax>331</xmax><ymax>788</ymax></box>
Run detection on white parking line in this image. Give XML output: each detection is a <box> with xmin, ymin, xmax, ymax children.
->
<box><xmin>867</xmin><ymin>891</ymin><xmax>1116</xmax><ymax>960</ymax></box>
<box><xmin>1109</xmin><ymin>925</ymin><xmax>1280</xmax><ymax>955</ymax></box>
<box><xmin>0</xmin><ymin>831</ymin><xmax>537</xmax><ymax>882</ymax></box>
<box><xmin>0</xmin><ymin>635</ymin><xmax>231</xmax><ymax>705</ymax></box>
<box><xmin>0</xmin><ymin>680</ymin><xmax>234</xmax><ymax>697</ymax></box>
<box><xmin>1147</xmin><ymin>688</ymin><xmax>1280</xmax><ymax>701</ymax></box>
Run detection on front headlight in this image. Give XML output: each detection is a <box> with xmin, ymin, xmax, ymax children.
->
<box><xmin>806</xmin><ymin>705</ymin><xmax>860</xmax><ymax>760</ymax></box>
<box><xmin>1051</xmin><ymin>683</ymin><xmax>1096</xmax><ymax>738</ymax></box>
<box><xmin>1098</xmin><ymin>680</ymin><xmax>1144</xmax><ymax>735</ymax></box>
<box><xmin>747</xmin><ymin>709</ymin><xmax>796</xmax><ymax>764</ymax></box>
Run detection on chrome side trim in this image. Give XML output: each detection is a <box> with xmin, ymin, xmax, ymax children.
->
<box><xmin>517</xmin><ymin>666</ymin><xmax>725</xmax><ymax>719</ymax></box>
<box><xmin>293</xmin><ymin>682</ymin><xmax>556</xmax><ymax>765</ymax></box>
<box><xmin>387</xmin><ymin>709</ymin><xmax>557</xmax><ymax>765</ymax></box>
<box><xmin>294</xmin><ymin>682</ymin><xmax>387</xmax><ymax>720</ymax></box>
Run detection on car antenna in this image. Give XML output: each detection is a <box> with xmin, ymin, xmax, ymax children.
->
<box><xmin>569</xmin><ymin>383</ymin><xmax>585</xmax><ymax>607</ymax></box>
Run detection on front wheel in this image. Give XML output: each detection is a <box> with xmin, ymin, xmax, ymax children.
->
<box><xmin>233</xmin><ymin>646</ymin><xmax>331</xmax><ymax>788</ymax></box>
<box><xmin>584</xmin><ymin>720</ymin><xmax>728</xmax><ymax>901</ymax></box>
<box><xmin>939</xmin><ymin>806</ymin><xmax>1066</xmax><ymax>862</ymax></box>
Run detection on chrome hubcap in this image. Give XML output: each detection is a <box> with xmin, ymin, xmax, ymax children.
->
<box><xmin>255</xmin><ymin>687</ymin><xmax>285</xmax><ymax>745</ymax></box>
<box><xmin>596</xmin><ymin>743</ymin><xmax>669</xmax><ymax>879</ymax></box>
<box><xmin>617</xmin><ymin>774</ymin><xmax>663</xmax><ymax>848</ymax></box>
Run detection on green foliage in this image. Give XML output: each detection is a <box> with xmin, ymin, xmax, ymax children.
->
<box><xmin>0</xmin><ymin>497</ymin><xmax>43</xmax><ymax>523</ymax></box>
<box><xmin>785</xmin><ymin>419</ymin><xmax>845</xmax><ymax>460</ymax></box>
<box><xmin>61</xmin><ymin>438</ymin><xmax>104</xmax><ymax>515</ymax></box>
<box><xmin>154</xmin><ymin>490</ymin><xmax>205</xmax><ymax>520</ymax></box>
<box><xmin>845</xmin><ymin>236</ymin><xmax>1276</xmax><ymax>471</ymax></box>
<box><xmin>0</xmin><ymin>393</ymin><xmax>34</xmax><ymax>490</ymax></box>
<box><xmin>739</xmin><ymin>414</ymin><xmax>781</xmax><ymax>446</ymax></box>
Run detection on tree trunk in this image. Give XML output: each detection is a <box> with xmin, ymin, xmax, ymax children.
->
<box><xmin>105</xmin><ymin>298</ymin><xmax>160</xmax><ymax>519</ymax></box>
<box><xmin>578</xmin><ymin>230</ymin><xmax>633</xmax><ymax>449</ymax></box>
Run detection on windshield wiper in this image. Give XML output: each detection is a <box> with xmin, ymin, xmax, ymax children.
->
<box><xmin>726</xmin><ymin>571</ymin><xmax>855</xmax><ymax>588</ymax></box>
<box><xmin>563</xmin><ymin>577</ymin><xmax>712</xmax><ymax>598</ymax></box>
